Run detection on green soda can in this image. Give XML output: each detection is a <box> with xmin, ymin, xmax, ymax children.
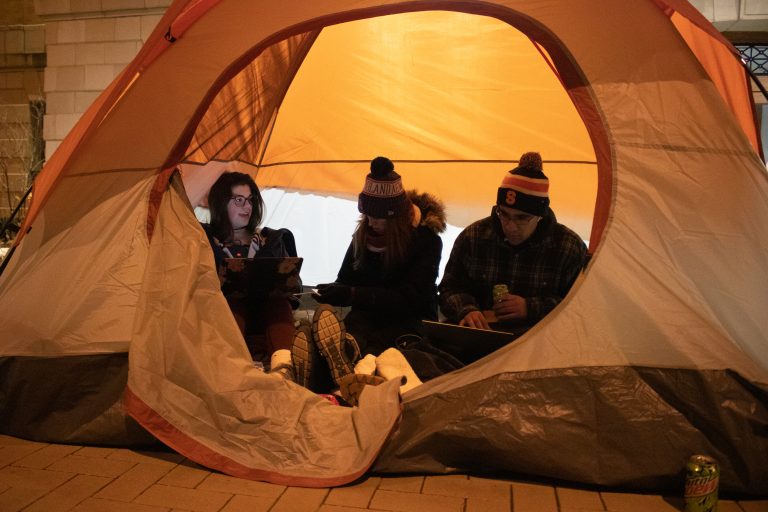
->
<box><xmin>492</xmin><ymin>284</ymin><xmax>509</xmax><ymax>303</ymax></box>
<box><xmin>685</xmin><ymin>455</ymin><xmax>719</xmax><ymax>512</ymax></box>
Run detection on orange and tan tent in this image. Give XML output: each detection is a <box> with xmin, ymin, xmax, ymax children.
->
<box><xmin>1</xmin><ymin>0</ymin><xmax>767</xmax><ymax>493</ymax></box>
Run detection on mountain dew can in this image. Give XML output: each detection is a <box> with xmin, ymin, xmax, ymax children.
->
<box><xmin>492</xmin><ymin>284</ymin><xmax>509</xmax><ymax>302</ymax></box>
<box><xmin>685</xmin><ymin>455</ymin><xmax>719</xmax><ymax>512</ymax></box>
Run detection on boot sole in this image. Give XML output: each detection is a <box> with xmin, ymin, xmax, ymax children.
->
<box><xmin>311</xmin><ymin>305</ymin><xmax>353</xmax><ymax>386</ymax></box>
<box><xmin>339</xmin><ymin>373</ymin><xmax>386</xmax><ymax>406</ymax></box>
<box><xmin>290</xmin><ymin>323</ymin><xmax>314</xmax><ymax>388</ymax></box>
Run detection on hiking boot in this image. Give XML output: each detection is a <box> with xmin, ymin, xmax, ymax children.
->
<box><xmin>311</xmin><ymin>305</ymin><xmax>359</xmax><ymax>386</ymax></box>
<box><xmin>291</xmin><ymin>320</ymin><xmax>316</xmax><ymax>389</ymax></box>
<box><xmin>338</xmin><ymin>373</ymin><xmax>385</xmax><ymax>406</ymax></box>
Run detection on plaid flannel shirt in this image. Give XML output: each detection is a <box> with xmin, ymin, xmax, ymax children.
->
<box><xmin>438</xmin><ymin>207</ymin><xmax>587</xmax><ymax>325</ymax></box>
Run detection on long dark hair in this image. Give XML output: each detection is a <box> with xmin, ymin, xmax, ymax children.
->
<box><xmin>352</xmin><ymin>212</ymin><xmax>414</xmax><ymax>271</ymax></box>
<box><xmin>208</xmin><ymin>172</ymin><xmax>265</xmax><ymax>242</ymax></box>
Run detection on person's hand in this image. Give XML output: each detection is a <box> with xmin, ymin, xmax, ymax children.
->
<box><xmin>313</xmin><ymin>283</ymin><xmax>352</xmax><ymax>306</ymax></box>
<box><xmin>492</xmin><ymin>293</ymin><xmax>528</xmax><ymax>322</ymax></box>
<box><xmin>459</xmin><ymin>310</ymin><xmax>491</xmax><ymax>330</ymax></box>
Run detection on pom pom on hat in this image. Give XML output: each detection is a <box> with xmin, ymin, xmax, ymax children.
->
<box><xmin>358</xmin><ymin>156</ymin><xmax>411</xmax><ymax>218</ymax></box>
<box><xmin>519</xmin><ymin>152</ymin><xmax>542</xmax><ymax>171</ymax></box>
<box><xmin>370</xmin><ymin>156</ymin><xmax>394</xmax><ymax>176</ymax></box>
<box><xmin>496</xmin><ymin>151</ymin><xmax>550</xmax><ymax>216</ymax></box>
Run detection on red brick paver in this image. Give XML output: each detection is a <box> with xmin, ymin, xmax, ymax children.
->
<box><xmin>1</xmin><ymin>435</ymin><xmax>767</xmax><ymax>512</ymax></box>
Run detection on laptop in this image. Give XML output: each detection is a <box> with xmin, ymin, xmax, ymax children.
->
<box><xmin>221</xmin><ymin>256</ymin><xmax>303</xmax><ymax>298</ymax></box>
<box><xmin>420</xmin><ymin>320</ymin><xmax>518</xmax><ymax>364</ymax></box>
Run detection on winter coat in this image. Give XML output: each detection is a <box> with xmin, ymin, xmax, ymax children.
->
<box><xmin>335</xmin><ymin>190</ymin><xmax>447</xmax><ymax>355</ymax></box>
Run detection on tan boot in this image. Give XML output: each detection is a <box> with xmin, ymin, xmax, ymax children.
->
<box><xmin>290</xmin><ymin>320</ymin><xmax>316</xmax><ymax>389</ymax></box>
<box><xmin>338</xmin><ymin>373</ymin><xmax>385</xmax><ymax>406</ymax></box>
<box><xmin>311</xmin><ymin>305</ymin><xmax>359</xmax><ymax>387</ymax></box>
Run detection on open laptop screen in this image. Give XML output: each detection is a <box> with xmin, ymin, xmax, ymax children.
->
<box><xmin>421</xmin><ymin>320</ymin><xmax>518</xmax><ymax>364</ymax></box>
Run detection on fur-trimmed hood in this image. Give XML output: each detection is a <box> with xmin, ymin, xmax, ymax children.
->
<box><xmin>407</xmin><ymin>190</ymin><xmax>447</xmax><ymax>234</ymax></box>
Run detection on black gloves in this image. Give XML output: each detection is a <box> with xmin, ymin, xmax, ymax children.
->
<box><xmin>313</xmin><ymin>283</ymin><xmax>353</xmax><ymax>306</ymax></box>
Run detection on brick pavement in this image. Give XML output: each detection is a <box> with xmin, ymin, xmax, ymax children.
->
<box><xmin>1</xmin><ymin>435</ymin><xmax>766</xmax><ymax>512</ymax></box>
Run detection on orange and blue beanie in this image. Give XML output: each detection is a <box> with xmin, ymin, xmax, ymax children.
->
<box><xmin>496</xmin><ymin>152</ymin><xmax>550</xmax><ymax>216</ymax></box>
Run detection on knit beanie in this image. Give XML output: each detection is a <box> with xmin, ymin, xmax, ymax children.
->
<box><xmin>358</xmin><ymin>156</ymin><xmax>411</xmax><ymax>218</ymax></box>
<box><xmin>496</xmin><ymin>152</ymin><xmax>550</xmax><ymax>216</ymax></box>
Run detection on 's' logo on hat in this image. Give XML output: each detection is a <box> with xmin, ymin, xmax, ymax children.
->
<box><xmin>505</xmin><ymin>190</ymin><xmax>517</xmax><ymax>206</ymax></box>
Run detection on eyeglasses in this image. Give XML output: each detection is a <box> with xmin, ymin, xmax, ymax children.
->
<box><xmin>230</xmin><ymin>195</ymin><xmax>254</xmax><ymax>208</ymax></box>
<box><xmin>495</xmin><ymin>207</ymin><xmax>538</xmax><ymax>227</ymax></box>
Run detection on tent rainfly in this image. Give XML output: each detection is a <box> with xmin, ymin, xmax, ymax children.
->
<box><xmin>1</xmin><ymin>0</ymin><xmax>767</xmax><ymax>493</ymax></box>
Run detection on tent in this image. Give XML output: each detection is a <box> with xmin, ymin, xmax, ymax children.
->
<box><xmin>1</xmin><ymin>0</ymin><xmax>767</xmax><ymax>493</ymax></box>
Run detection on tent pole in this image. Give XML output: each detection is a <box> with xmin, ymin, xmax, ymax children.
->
<box><xmin>0</xmin><ymin>184</ymin><xmax>33</xmax><ymax>277</ymax></box>
<box><xmin>0</xmin><ymin>244</ymin><xmax>16</xmax><ymax>276</ymax></box>
<box><xmin>0</xmin><ymin>184</ymin><xmax>32</xmax><ymax>239</ymax></box>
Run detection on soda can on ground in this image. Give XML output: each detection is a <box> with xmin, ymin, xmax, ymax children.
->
<box><xmin>684</xmin><ymin>455</ymin><xmax>719</xmax><ymax>512</ymax></box>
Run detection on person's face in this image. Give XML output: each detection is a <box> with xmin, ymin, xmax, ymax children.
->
<box><xmin>496</xmin><ymin>205</ymin><xmax>540</xmax><ymax>245</ymax></box>
<box><xmin>227</xmin><ymin>184</ymin><xmax>253</xmax><ymax>230</ymax></box>
<box><xmin>367</xmin><ymin>216</ymin><xmax>387</xmax><ymax>235</ymax></box>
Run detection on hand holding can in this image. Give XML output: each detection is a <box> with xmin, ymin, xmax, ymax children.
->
<box><xmin>493</xmin><ymin>284</ymin><xmax>509</xmax><ymax>303</ymax></box>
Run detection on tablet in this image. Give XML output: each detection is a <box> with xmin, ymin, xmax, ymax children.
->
<box><xmin>421</xmin><ymin>320</ymin><xmax>518</xmax><ymax>364</ymax></box>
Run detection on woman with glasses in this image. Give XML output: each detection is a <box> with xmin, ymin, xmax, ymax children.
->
<box><xmin>202</xmin><ymin>171</ymin><xmax>299</xmax><ymax>381</ymax></box>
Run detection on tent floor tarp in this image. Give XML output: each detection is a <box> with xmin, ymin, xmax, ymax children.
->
<box><xmin>0</xmin><ymin>354</ymin><xmax>155</xmax><ymax>446</ymax></box>
<box><xmin>376</xmin><ymin>366</ymin><xmax>768</xmax><ymax>493</ymax></box>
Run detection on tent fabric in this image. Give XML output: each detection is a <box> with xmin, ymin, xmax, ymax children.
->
<box><xmin>127</xmin><ymin>174</ymin><xmax>403</xmax><ymax>486</ymax></box>
<box><xmin>13</xmin><ymin>0</ymin><xmax>759</xmax><ymax>246</ymax></box>
<box><xmin>374</xmin><ymin>367</ymin><xmax>768</xmax><ymax>491</ymax></box>
<box><xmin>669</xmin><ymin>12</ymin><xmax>762</xmax><ymax>157</ymax></box>
<box><xmin>1</xmin><ymin>0</ymin><xmax>767</xmax><ymax>493</ymax></box>
<box><xmin>184</xmin><ymin>13</ymin><xmax>598</xmax><ymax>234</ymax></box>
<box><xmin>184</xmin><ymin>31</ymin><xmax>320</xmax><ymax>164</ymax></box>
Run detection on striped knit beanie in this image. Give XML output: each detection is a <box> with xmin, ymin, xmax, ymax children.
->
<box><xmin>358</xmin><ymin>156</ymin><xmax>411</xmax><ymax>218</ymax></box>
<box><xmin>496</xmin><ymin>152</ymin><xmax>549</xmax><ymax>216</ymax></box>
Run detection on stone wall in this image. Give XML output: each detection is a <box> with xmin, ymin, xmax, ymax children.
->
<box><xmin>36</xmin><ymin>0</ymin><xmax>172</xmax><ymax>160</ymax></box>
<box><xmin>0</xmin><ymin>24</ymin><xmax>45</xmax><ymax>220</ymax></box>
<box><xmin>0</xmin><ymin>0</ymin><xmax>42</xmax><ymax>25</ymax></box>
<box><xmin>690</xmin><ymin>0</ymin><xmax>768</xmax><ymax>31</ymax></box>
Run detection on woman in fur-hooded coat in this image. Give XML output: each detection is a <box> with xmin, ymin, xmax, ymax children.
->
<box><xmin>314</xmin><ymin>157</ymin><xmax>447</xmax><ymax>356</ymax></box>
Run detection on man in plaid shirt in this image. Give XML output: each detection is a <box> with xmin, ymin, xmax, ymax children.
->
<box><xmin>439</xmin><ymin>152</ymin><xmax>587</xmax><ymax>332</ymax></box>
